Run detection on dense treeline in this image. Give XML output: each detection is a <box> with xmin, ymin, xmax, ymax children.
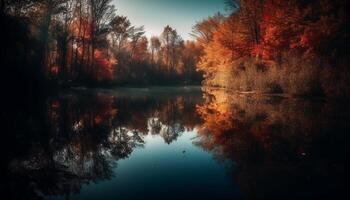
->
<box><xmin>2</xmin><ymin>0</ymin><xmax>350</xmax><ymax>97</ymax></box>
<box><xmin>0</xmin><ymin>0</ymin><xmax>202</xmax><ymax>95</ymax></box>
<box><xmin>194</xmin><ymin>0</ymin><xmax>350</xmax><ymax>97</ymax></box>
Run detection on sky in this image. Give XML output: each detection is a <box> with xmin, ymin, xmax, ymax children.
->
<box><xmin>112</xmin><ymin>0</ymin><xmax>227</xmax><ymax>41</ymax></box>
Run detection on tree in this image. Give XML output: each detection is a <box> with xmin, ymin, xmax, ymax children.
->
<box><xmin>52</xmin><ymin>0</ymin><xmax>75</xmax><ymax>79</ymax></box>
<box><xmin>110</xmin><ymin>15</ymin><xmax>132</xmax><ymax>51</ymax></box>
<box><xmin>191</xmin><ymin>12</ymin><xmax>224</xmax><ymax>45</ymax></box>
<box><xmin>128</xmin><ymin>25</ymin><xmax>146</xmax><ymax>59</ymax></box>
<box><xmin>181</xmin><ymin>41</ymin><xmax>203</xmax><ymax>82</ymax></box>
<box><xmin>161</xmin><ymin>25</ymin><xmax>173</xmax><ymax>69</ymax></box>
<box><xmin>160</xmin><ymin>25</ymin><xmax>183</xmax><ymax>72</ymax></box>
<box><xmin>36</xmin><ymin>0</ymin><xmax>68</xmax><ymax>76</ymax></box>
<box><xmin>131</xmin><ymin>36</ymin><xmax>149</xmax><ymax>62</ymax></box>
<box><xmin>88</xmin><ymin>0</ymin><xmax>115</xmax><ymax>76</ymax></box>
<box><xmin>252</xmin><ymin>0</ymin><xmax>306</xmax><ymax>61</ymax></box>
<box><xmin>150</xmin><ymin>36</ymin><xmax>161</xmax><ymax>64</ymax></box>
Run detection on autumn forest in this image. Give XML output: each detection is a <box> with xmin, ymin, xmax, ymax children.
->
<box><xmin>1</xmin><ymin>0</ymin><xmax>349</xmax><ymax>199</ymax></box>
<box><xmin>1</xmin><ymin>0</ymin><xmax>349</xmax><ymax>97</ymax></box>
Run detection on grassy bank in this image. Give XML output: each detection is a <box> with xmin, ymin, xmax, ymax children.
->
<box><xmin>203</xmin><ymin>54</ymin><xmax>350</xmax><ymax>98</ymax></box>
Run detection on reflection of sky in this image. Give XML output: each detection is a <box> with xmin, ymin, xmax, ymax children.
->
<box><xmin>57</xmin><ymin>131</ymin><xmax>240</xmax><ymax>200</ymax></box>
<box><xmin>112</xmin><ymin>0</ymin><xmax>226</xmax><ymax>40</ymax></box>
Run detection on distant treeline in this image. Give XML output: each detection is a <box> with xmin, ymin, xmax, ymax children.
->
<box><xmin>0</xmin><ymin>0</ymin><xmax>202</xmax><ymax>97</ymax></box>
<box><xmin>193</xmin><ymin>0</ymin><xmax>350</xmax><ymax>97</ymax></box>
<box><xmin>2</xmin><ymin>0</ymin><xmax>350</xmax><ymax>98</ymax></box>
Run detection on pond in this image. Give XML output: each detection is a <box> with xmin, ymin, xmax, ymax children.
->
<box><xmin>1</xmin><ymin>87</ymin><xmax>348</xmax><ymax>199</ymax></box>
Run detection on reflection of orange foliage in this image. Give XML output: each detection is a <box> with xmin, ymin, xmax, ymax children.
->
<box><xmin>59</xmin><ymin>95</ymin><xmax>118</xmax><ymax>145</ymax></box>
<box><xmin>94</xmin><ymin>115</ymin><xmax>102</xmax><ymax>125</ymax></box>
<box><xmin>51</xmin><ymin>100</ymin><xmax>60</xmax><ymax>109</ymax></box>
<box><xmin>196</xmin><ymin>89</ymin><xmax>273</xmax><ymax>160</ymax></box>
<box><xmin>196</xmin><ymin>88</ymin><xmax>323</xmax><ymax>163</ymax></box>
<box><xmin>95</xmin><ymin>95</ymin><xmax>118</xmax><ymax>123</ymax></box>
<box><xmin>198</xmin><ymin>101</ymin><xmax>274</xmax><ymax>156</ymax></box>
<box><xmin>197</xmin><ymin>103</ymin><xmax>235</xmax><ymax>136</ymax></box>
<box><xmin>51</xmin><ymin>66</ymin><xmax>59</xmax><ymax>75</ymax></box>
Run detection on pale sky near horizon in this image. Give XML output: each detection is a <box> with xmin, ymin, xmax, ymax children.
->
<box><xmin>112</xmin><ymin>0</ymin><xmax>227</xmax><ymax>41</ymax></box>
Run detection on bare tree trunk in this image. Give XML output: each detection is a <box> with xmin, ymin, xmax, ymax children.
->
<box><xmin>40</xmin><ymin>2</ymin><xmax>53</xmax><ymax>79</ymax></box>
<box><xmin>58</xmin><ymin>31</ymin><xmax>68</xmax><ymax>80</ymax></box>
<box><xmin>90</xmin><ymin>0</ymin><xmax>96</xmax><ymax>80</ymax></box>
<box><xmin>81</xmin><ymin>23</ymin><xmax>87</xmax><ymax>74</ymax></box>
<box><xmin>75</xmin><ymin>3</ymin><xmax>82</xmax><ymax>79</ymax></box>
<box><xmin>70</xmin><ymin>39</ymin><xmax>74</xmax><ymax>77</ymax></box>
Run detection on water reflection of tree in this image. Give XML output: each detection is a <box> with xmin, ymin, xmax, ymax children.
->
<box><xmin>195</xmin><ymin>88</ymin><xmax>349</xmax><ymax>199</ymax></box>
<box><xmin>2</xmin><ymin>91</ymin><xmax>202</xmax><ymax>200</ymax></box>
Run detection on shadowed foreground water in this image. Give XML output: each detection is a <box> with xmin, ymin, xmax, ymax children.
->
<box><xmin>1</xmin><ymin>87</ymin><xmax>348</xmax><ymax>199</ymax></box>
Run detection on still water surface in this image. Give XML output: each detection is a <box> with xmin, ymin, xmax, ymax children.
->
<box><xmin>2</xmin><ymin>87</ymin><xmax>348</xmax><ymax>199</ymax></box>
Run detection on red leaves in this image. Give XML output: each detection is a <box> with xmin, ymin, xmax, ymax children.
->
<box><xmin>197</xmin><ymin>0</ymin><xmax>348</xmax><ymax>81</ymax></box>
<box><xmin>94</xmin><ymin>115</ymin><xmax>102</xmax><ymax>125</ymax></box>
<box><xmin>51</xmin><ymin>66</ymin><xmax>60</xmax><ymax>75</ymax></box>
<box><xmin>258</xmin><ymin>0</ymin><xmax>347</xmax><ymax>60</ymax></box>
<box><xmin>94</xmin><ymin>49</ymin><xmax>117</xmax><ymax>81</ymax></box>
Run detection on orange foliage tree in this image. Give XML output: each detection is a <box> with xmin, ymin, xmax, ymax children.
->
<box><xmin>196</xmin><ymin>0</ymin><xmax>350</xmax><ymax>95</ymax></box>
